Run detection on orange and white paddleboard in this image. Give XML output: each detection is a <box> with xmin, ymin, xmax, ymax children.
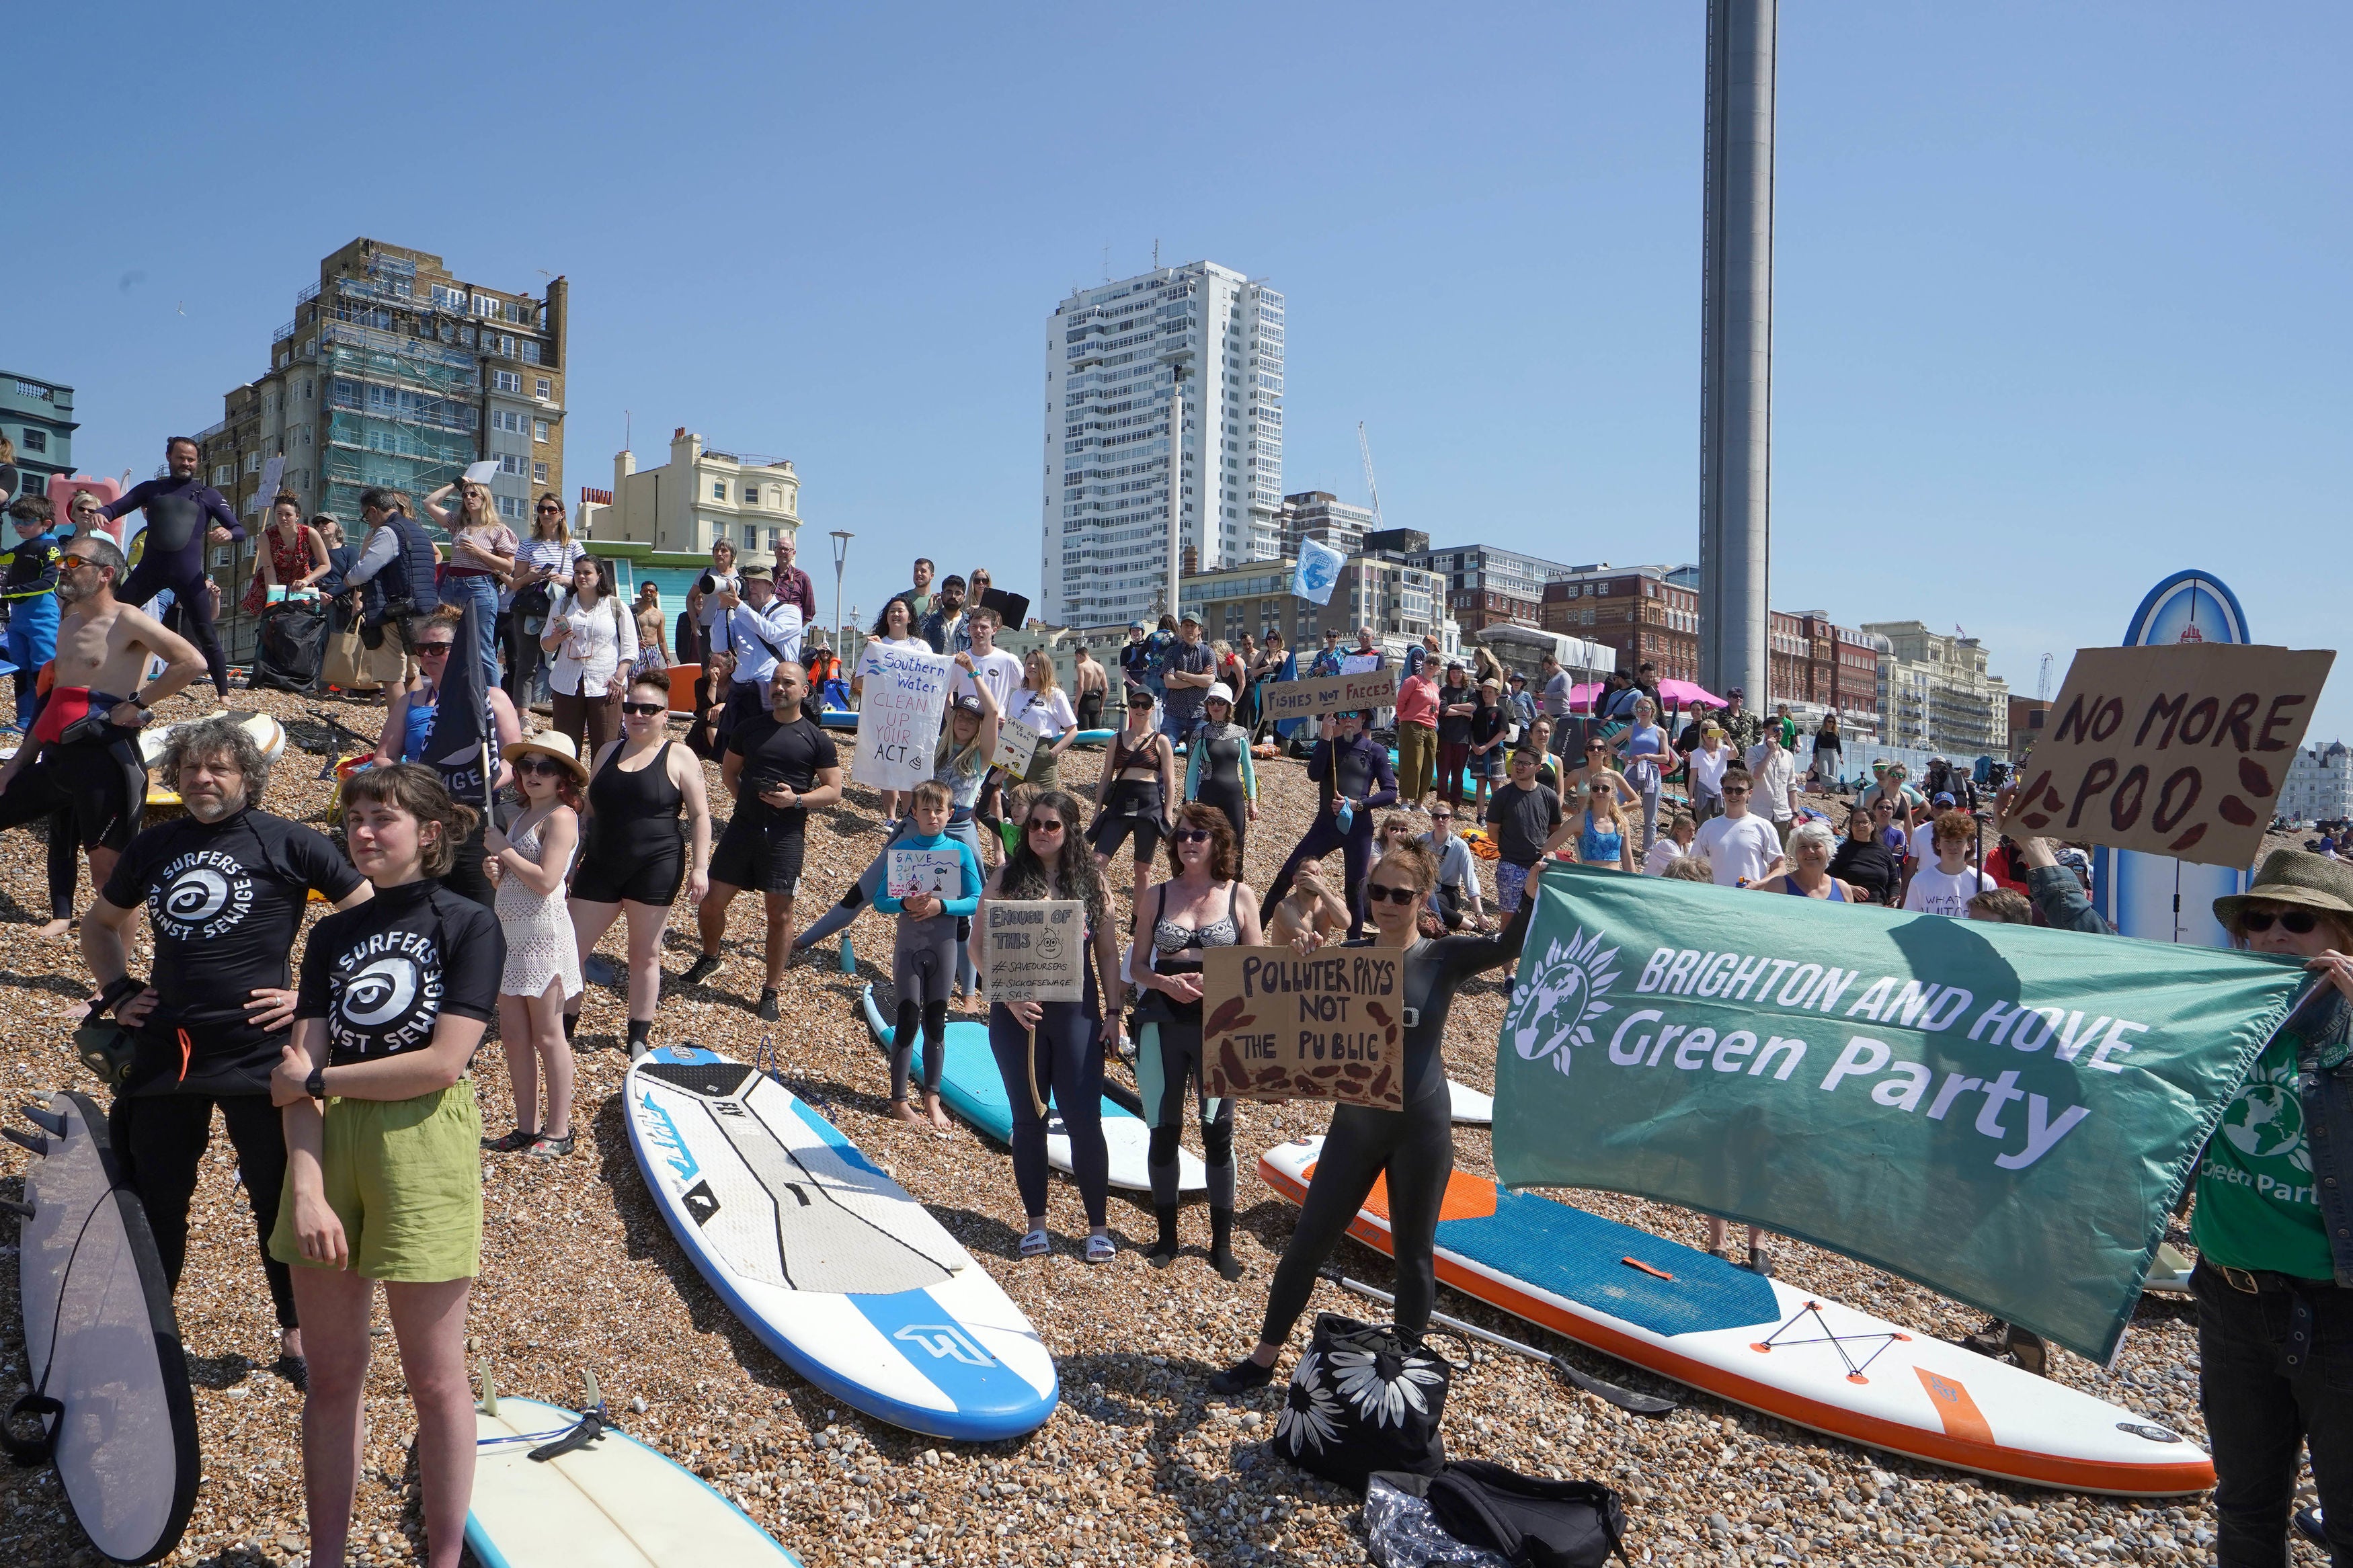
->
<box><xmin>1259</xmin><ymin>1137</ymin><xmax>2211</xmax><ymax>1497</ymax></box>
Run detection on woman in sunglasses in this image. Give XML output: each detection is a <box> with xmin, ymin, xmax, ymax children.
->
<box><xmin>1209</xmin><ymin>842</ymin><xmax>1550</xmax><ymax>1395</ymax></box>
<box><xmin>566</xmin><ymin>675</ymin><xmax>715</xmax><ymax>1057</ymax></box>
<box><xmin>1090</xmin><ymin>686</ymin><xmax>1176</xmax><ymax>897</ymax></box>
<box><xmin>482</xmin><ymin>735</ymin><xmax>586</xmax><ymax>1159</ymax></box>
<box><xmin>1130</xmin><ymin>802</ymin><xmax>1265</xmax><ymax>1277</ymax></box>
<box><xmin>371</xmin><ymin>605</ymin><xmax>524</xmax><ymax>908</ymax></box>
<box><xmin>969</xmin><ymin>789</ymin><xmax>1123</xmax><ymax>1262</ymax></box>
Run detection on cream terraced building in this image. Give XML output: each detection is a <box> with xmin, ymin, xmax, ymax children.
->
<box><xmin>578</xmin><ymin>427</ymin><xmax>799</xmax><ymax>568</ymax></box>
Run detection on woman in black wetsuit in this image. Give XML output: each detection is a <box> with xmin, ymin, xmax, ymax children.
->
<box><xmin>1183</xmin><ymin>682</ymin><xmax>1257</xmax><ymax>865</ymax></box>
<box><xmin>1208</xmin><ymin>840</ymin><xmax>1546</xmax><ymax>1394</ymax></box>
<box><xmin>566</xmin><ymin>674</ymin><xmax>715</xmax><ymax>1056</ymax></box>
<box><xmin>1090</xmin><ymin>686</ymin><xmax>1175</xmax><ymax>895</ymax></box>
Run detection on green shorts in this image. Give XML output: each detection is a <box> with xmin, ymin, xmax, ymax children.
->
<box><xmin>270</xmin><ymin>1079</ymin><xmax>483</xmax><ymax>1283</ymax></box>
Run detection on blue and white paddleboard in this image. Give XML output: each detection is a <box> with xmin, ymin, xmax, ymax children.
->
<box><xmin>625</xmin><ymin>1044</ymin><xmax>1059</xmax><ymax>1441</ymax></box>
<box><xmin>858</xmin><ymin>983</ymin><xmax>1205</xmax><ymax>1193</ymax></box>
<box><xmin>469</xmin><ymin>1392</ymin><xmax>803</xmax><ymax>1567</ymax></box>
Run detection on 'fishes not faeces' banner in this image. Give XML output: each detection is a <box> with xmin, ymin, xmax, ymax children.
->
<box><xmin>1494</xmin><ymin>864</ymin><xmax>2307</xmax><ymax>1363</ymax></box>
<box><xmin>1257</xmin><ymin>667</ymin><xmax>1400</xmax><ymax>725</ymax></box>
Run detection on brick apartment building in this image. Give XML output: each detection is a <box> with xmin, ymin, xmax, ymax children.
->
<box><xmin>1539</xmin><ymin>564</ymin><xmax>1701</xmax><ymax>684</ymax></box>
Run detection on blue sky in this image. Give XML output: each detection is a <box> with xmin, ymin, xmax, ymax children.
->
<box><xmin>9</xmin><ymin>4</ymin><xmax>2348</xmax><ymax>735</ymax></box>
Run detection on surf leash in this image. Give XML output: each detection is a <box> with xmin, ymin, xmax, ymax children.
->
<box><xmin>3</xmin><ymin>1106</ymin><xmax>117</xmax><ymax>1467</ymax></box>
<box><xmin>1322</xmin><ymin>1270</ymin><xmax>1678</xmax><ymax>1416</ymax></box>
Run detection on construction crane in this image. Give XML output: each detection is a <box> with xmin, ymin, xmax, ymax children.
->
<box><xmin>2038</xmin><ymin>653</ymin><xmax>2055</xmax><ymax>702</ymax></box>
<box><xmin>1357</xmin><ymin>422</ymin><xmax>1385</xmax><ymax>530</ymax></box>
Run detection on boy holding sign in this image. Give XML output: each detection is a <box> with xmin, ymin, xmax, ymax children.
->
<box><xmin>875</xmin><ymin>780</ymin><xmax>983</xmax><ymax>1128</ymax></box>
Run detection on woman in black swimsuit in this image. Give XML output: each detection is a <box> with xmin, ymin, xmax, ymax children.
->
<box><xmin>566</xmin><ymin>675</ymin><xmax>714</xmax><ymax>1055</ymax></box>
<box><xmin>1090</xmin><ymin>686</ymin><xmax>1175</xmax><ymax>895</ymax></box>
<box><xmin>1183</xmin><ymin>683</ymin><xmax>1257</xmax><ymax>867</ymax></box>
<box><xmin>1209</xmin><ymin>841</ymin><xmax>1546</xmax><ymax>1394</ymax></box>
<box><xmin>1130</xmin><ymin>802</ymin><xmax>1265</xmax><ymax>1277</ymax></box>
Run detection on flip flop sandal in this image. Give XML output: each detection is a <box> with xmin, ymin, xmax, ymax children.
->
<box><xmin>1085</xmin><ymin>1234</ymin><xmax>1117</xmax><ymax>1265</ymax></box>
<box><xmin>1019</xmin><ymin>1229</ymin><xmax>1050</xmax><ymax>1260</ymax></box>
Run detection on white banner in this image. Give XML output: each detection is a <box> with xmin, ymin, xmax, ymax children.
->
<box><xmin>851</xmin><ymin>643</ymin><xmax>951</xmax><ymax>792</ymax></box>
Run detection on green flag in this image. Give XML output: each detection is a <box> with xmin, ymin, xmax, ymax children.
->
<box><xmin>1493</xmin><ymin>863</ymin><xmax>2307</xmax><ymax>1363</ymax></box>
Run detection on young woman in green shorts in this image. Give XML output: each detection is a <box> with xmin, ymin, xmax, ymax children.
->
<box><xmin>269</xmin><ymin>763</ymin><xmax>506</xmax><ymax>1568</ymax></box>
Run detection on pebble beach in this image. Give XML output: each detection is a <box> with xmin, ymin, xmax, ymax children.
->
<box><xmin>0</xmin><ymin>686</ymin><xmax>2315</xmax><ymax>1567</ymax></box>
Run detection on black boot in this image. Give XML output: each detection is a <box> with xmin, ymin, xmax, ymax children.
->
<box><xmin>627</xmin><ymin>1018</ymin><xmax>652</xmax><ymax>1059</ymax></box>
<box><xmin>561</xmin><ymin>1012</ymin><xmax>579</xmax><ymax>1042</ymax></box>
<box><xmin>1146</xmin><ymin>1204</ymin><xmax>1181</xmax><ymax>1268</ymax></box>
<box><xmin>1209</xmin><ymin>1206</ymin><xmax>1242</xmax><ymax>1282</ymax></box>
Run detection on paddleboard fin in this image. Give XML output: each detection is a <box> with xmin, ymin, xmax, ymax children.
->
<box><xmin>582</xmin><ymin>1369</ymin><xmax>602</xmax><ymax>1415</ymax></box>
<box><xmin>478</xmin><ymin>1360</ymin><xmax>497</xmax><ymax>1417</ymax></box>
<box><xmin>3</xmin><ymin>1128</ymin><xmax>48</xmax><ymax>1157</ymax></box>
<box><xmin>19</xmin><ymin>1106</ymin><xmax>67</xmax><ymax>1139</ymax></box>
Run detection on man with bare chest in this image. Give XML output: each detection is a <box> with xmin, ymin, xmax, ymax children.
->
<box><xmin>0</xmin><ymin>532</ymin><xmax>205</xmax><ymax>888</ymax></box>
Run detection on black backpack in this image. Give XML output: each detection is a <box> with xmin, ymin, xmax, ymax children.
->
<box><xmin>1401</xmin><ymin>1460</ymin><xmax>1630</xmax><ymax>1568</ymax></box>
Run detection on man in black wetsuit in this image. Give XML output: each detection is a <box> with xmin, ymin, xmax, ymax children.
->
<box><xmin>1260</xmin><ymin>708</ymin><xmax>1398</xmax><ymax>938</ymax></box>
<box><xmin>102</xmin><ymin>437</ymin><xmax>243</xmax><ymax>701</ymax></box>
<box><xmin>81</xmin><ymin>714</ymin><xmax>372</xmax><ymax>1387</ymax></box>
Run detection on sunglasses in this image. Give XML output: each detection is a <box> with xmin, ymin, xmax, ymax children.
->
<box><xmin>1429</xmin><ymin>813</ymin><xmax>1453</xmax><ymax>822</ymax></box>
<box><xmin>620</xmin><ymin>702</ymin><xmax>666</xmax><ymax>716</ymax></box>
<box><xmin>514</xmin><ymin>757</ymin><xmax>567</xmax><ymax>777</ymax></box>
<box><xmin>415</xmin><ymin>643</ymin><xmax>455</xmax><ymax>655</ymax></box>
<box><xmin>1027</xmin><ymin>819</ymin><xmax>1066</xmax><ymax>835</ymax></box>
<box><xmin>1721</xmin><ymin>786</ymin><xmax>1751</xmax><ymax>795</ymax></box>
<box><xmin>1365</xmin><ymin>883</ymin><xmax>1420</xmax><ymax>905</ymax></box>
<box><xmin>2241</xmin><ymin>909</ymin><xmax>2320</xmax><ymax>935</ymax></box>
<box><xmin>1173</xmin><ymin>828</ymin><xmax>1212</xmax><ymax>844</ymax></box>
<box><xmin>536</xmin><ymin>504</ymin><xmax>561</xmax><ymax>514</ymax></box>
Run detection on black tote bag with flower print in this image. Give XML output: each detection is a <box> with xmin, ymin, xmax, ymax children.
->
<box><xmin>1273</xmin><ymin>1313</ymin><xmax>1456</xmax><ymax>1491</ymax></box>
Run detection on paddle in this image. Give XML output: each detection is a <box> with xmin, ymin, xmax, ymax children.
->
<box><xmin>1320</xmin><ymin>1270</ymin><xmax>1678</xmax><ymax>1416</ymax></box>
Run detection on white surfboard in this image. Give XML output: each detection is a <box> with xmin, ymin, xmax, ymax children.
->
<box><xmin>625</xmin><ymin>1044</ymin><xmax>1058</xmax><ymax>1440</ymax></box>
<box><xmin>1447</xmin><ymin>1080</ymin><xmax>1494</xmax><ymax>1124</ymax></box>
<box><xmin>469</xmin><ymin>1393</ymin><xmax>802</xmax><ymax>1567</ymax></box>
<box><xmin>857</xmin><ymin>984</ymin><xmax>1205</xmax><ymax>1194</ymax></box>
<box><xmin>1262</xmin><ymin>1137</ymin><xmax>2212</xmax><ymax>1497</ymax></box>
<box><xmin>136</xmin><ymin>708</ymin><xmax>288</xmax><ymax>768</ymax></box>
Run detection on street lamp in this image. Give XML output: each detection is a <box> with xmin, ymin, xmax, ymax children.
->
<box><xmin>829</xmin><ymin>529</ymin><xmax>854</xmax><ymax>651</ymax></box>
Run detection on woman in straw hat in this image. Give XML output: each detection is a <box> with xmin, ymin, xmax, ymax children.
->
<box><xmin>483</xmin><ymin>731</ymin><xmax>587</xmax><ymax>1159</ymax></box>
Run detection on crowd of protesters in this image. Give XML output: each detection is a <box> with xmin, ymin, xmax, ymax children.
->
<box><xmin>1</xmin><ymin>485</ymin><xmax>2344</xmax><ymax>1568</ymax></box>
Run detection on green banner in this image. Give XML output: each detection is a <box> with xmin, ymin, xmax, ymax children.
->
<box><xmin>1493</xmin><ymin>864</ymin><xmax>2307</xmax><ymax>1363</ymax></box>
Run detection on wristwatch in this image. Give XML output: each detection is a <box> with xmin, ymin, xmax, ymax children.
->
<box><xmin>305</xmin><ymin>1065</ymin><xmax>325</xmax><ymax>1101</ymax></box>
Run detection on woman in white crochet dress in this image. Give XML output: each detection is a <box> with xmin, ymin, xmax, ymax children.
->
<box><xmin>483</xmin><ymin>733</ymin><xmax>587</xmax><ymax>1159</ymax></box>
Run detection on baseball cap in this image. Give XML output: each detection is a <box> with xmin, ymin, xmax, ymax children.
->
<box><xmin>951</xmin><ymin>694</ymin><xmax>984</xmax><ymax>714</ymax></box>
<box><xmin>1933</xmin><ymin>792</ymin><xmax>1957</xmax><ymax>807</ymax></box>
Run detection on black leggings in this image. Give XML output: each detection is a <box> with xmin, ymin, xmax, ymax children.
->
<box><xmin>891</xmin><ymin>999</ymin><xmax>949</xmax><ymax>1103</ymax></box>
<box><xmin>46</xmin><ymin>809</ymin><xmax>75</xmax><ymax>917</ymax></box>
<box><xmin>1261</xmin><ymin>1089</ymin><xmax>1453</xmax><ymax>1345</ymax></box>
<box><xmin>124</xmin><ymin>561</ymin><xmax>229</xmax><ymax>696</ymax></box>
<box><xmin>1194</xmin><ymin>780</ymin><xmax>1248</xmax><ymax>868</ymax></box>
<box><xmin>1138</xmin><ymin>1020</ymin><xmax>1236</xmax><ymax>1209</ymax></box>
<box><xmin>108</xmin><ymin>1089</ymin><xmax>298</xmax><ymax>1330</ymax></box>
<box><xmin>986</xmin><ymin>985</ymin><xmax>1109</xmax><ymax>1228</ymax></box>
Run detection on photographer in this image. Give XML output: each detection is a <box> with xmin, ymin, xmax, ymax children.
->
<box><xmin>81</xmin><ymin>716</ymin><xmax>371</xmax><ymax>1387</ymax></box>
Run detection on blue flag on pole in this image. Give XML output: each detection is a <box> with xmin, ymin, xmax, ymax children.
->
<box><xmin>1293</xmin><ymin>538</ymin><xmax>1345</xmax><ymax>606</ymax></box>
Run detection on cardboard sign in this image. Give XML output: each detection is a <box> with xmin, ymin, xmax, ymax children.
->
<box><xmin>1256</xmin><ymin>666</ymin><xmax>1400</xmax><ymax>724</ymax></box>
<box><xmin>1201</xmin><ymin>946</ymin><xmax>1406</xmax><ymax>1110</ymax></box>
<box><xmin>887</xmin><ymin>846</ymin><xmax>966</xmax><ymax>901</ymax></box>
<box><xmin>2011</xmin><ymin>644</ymin><xmax>2335</xmax><ymax>868</ymax></box>
<box><xmin>982</xmin><ymin>900</ymin><xmax>1086</xmax><ymax>1002</ymax></box>
<box><xmin>991</xmin><ymin>716</ymin><xmax>1041</xmax><ymax>778</ymax></box>
<box><xmin>851</xmin><ymin>642</ymin><xmax>952</xmax><ymax>792</ymax></box>
<box><xmin>1340</xmin><ymin>653</ymin><xmax>1382</xmax><ymax>675</ymax></box>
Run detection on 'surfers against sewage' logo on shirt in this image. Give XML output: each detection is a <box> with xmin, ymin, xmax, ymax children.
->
<box><xmin>148</xmin><ymin>848</ymin><xmax>257</xmax><ymax>942</ymax></box>
<box><xmin>329</xmin><ymin>930</ymin><xmax>446</xmax><ymax>1056</ymax></box>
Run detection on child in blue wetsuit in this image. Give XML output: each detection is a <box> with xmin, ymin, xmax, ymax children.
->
<box><xmin>875</xmin><ymin>778</ymin><xmax>982</xmax><ymax>1128</ymax></box>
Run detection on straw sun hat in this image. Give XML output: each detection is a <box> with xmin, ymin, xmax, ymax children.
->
<box><xmin>502</xmin><ymin>731</ymin><xmax>590</xmax><ymax>786</ymax></box>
